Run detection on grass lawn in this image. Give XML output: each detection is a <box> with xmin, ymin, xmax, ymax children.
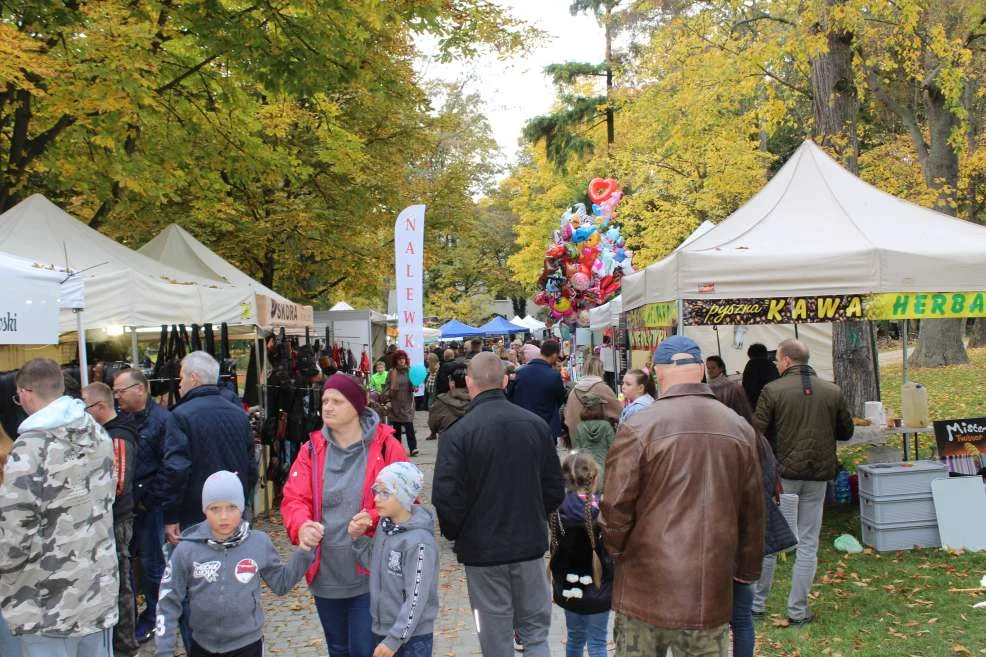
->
<box><xmin>755</xmin><ymin>349</ymin><xmax>986</xmax><ymax>656</ymax></box>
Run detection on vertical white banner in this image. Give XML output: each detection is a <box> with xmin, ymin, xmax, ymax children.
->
<box><xmin>395</xmin><ymin>205</ymin><xmax>425</xmax><ymax>368</ymax></box>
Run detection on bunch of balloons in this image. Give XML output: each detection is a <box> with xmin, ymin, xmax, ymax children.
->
<box><xmin>534</xmin><ymin>177</ymin><xmax>634</xmax><ymax>328</ymax></box>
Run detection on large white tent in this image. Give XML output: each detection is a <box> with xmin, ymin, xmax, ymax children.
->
<box><xmin>0</xmin><ymin>195</ymin><xmax>255</xmax><ymax>333</ymax></box>
<box><xmin>139</xmin><ymin>223</ymin><xmax>313</xmax><ymax>334</ymax></box>
<box><xmin>622</xmin><ymin>140</ymin><xmax>986</xmax><ymax>309</ymax></box>
<box><xmin>0</xmin><ymin>251</ymin><xmax>84</xmax><ymax>344</ymax></box>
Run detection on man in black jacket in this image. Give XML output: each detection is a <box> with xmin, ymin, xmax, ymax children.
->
<box><xmin>433</xmin><ymin>353</ymin><xmax>564</xmax><ymax>657</ymax></box>
<box><xmin>113</xmin><ymin>368</ymin><xmax>189</xmax><ymax>643</ymax></box>
<box><xmin>434</xmin><ymin>348</ymin><xmax>459</xmax><ymax>396</ymax></box>
<box><xmin>83</xmin><ymin>381</ymin><xmax>140</xmax><ymax>657</ymax></box>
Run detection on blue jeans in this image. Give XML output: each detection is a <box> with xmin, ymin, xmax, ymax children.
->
<box><xmin>0</xmin><ymin>611</ymin><xmax>21</xmax><ymax>657</ymax></box>
<box><xmin>131</xmin><ymin>506</ymin><xmax>165</xmax><ymax>621</ymax></box>
<box><xmin>20</xmin><ymin>629</ymin><xmax>112</xmax><ymax>657</ymax></box>
<box><xmin>730</xmin><ymin>582</ymin><xmax>755</xmax><ymax>657</ymax></box>
<box><xmin>314</xmin><ymin>594</ymin><xmax>374</xmax><ymax>657</ymax></box>
<box><xmin>372</xmin><ymin>633</ymin><xmax>433</xmax><ymax>657</ymax></box>
<box><xmin>564</xmin><ymin>610</ymin><xmax>608</xmax><ymax>657</ymax></box>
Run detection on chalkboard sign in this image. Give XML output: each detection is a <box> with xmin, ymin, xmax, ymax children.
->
<box><xmin>934</xmin><ymin>417</ymin><xmax>986</xmax><ymax>474</ymax></box>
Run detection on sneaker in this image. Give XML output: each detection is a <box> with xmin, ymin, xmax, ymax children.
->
<box><xmin>787</xmin><ymin>612</ymin><xmax>814</xmax><ymax>627</ymax></box>
<box><xmin>514</xmin><ymin>631</ymin><xmax>524</xmax><ymax>652</ymax></box>
<box><xmin>134</xmin><ymin>618</ymin><xmax>154</xmax><ymax>644</ymax></box>
<box><xmin>409</xmin><ymin>449</ymin><xmax>419</xmax><ymax>457</ymax></box>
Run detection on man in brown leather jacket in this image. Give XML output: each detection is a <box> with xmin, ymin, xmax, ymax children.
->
<box><xmin>752</xmin><ymin>339</ymin><xmax>854</xmax><ymax>626</ymax></box>
<box><xmin>601</xmin><ymin>336</ymin><xmax>765</xmax><ymax>657</ymax></box>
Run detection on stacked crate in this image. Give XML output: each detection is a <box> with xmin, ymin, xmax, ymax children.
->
<box><xmin>857</xmin><ymin>461</ymin><xmax>946</xmax><ymax>551</ymax></box>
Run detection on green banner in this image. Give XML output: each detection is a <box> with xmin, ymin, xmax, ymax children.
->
<box><xmin>626</xmin><ymin>302</ymin><xmax>677</xmax><ymax>350</ymax></box>
<box><xmin>681</xmin><ymin>292</ymin><xmax>986</xmax><ymax>325</ymax></box>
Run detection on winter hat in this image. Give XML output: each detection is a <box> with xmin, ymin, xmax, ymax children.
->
<box><xmin>322</xmin><ymin>373</ymin><xmax>367</xmax><ymax>415</ymax></box>
<box><xmin>581</xmin><ymin>394</ymin><xmax>604</xmax><ymax>408</ymax></box>
<box><xmin>201</xmin><ymin>470</ymin><xmax>245</xmax><ymax>512</ymax></box>
<box><xmin>376</xmin><ymin>461</ymin><xmax>424</xmax><ymax>511</ymax></box>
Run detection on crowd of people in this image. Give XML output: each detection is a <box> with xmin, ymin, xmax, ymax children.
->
<box><xmin>0</xmin><ymin>330</ymin><xmax>854</xmax><ymax>657</ymax></box>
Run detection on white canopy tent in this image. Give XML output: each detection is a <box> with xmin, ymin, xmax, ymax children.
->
<box><xmin>0</xmin><ymin>251</ymin><xmax>85</xmax><ymax>344</ymax></box>
<box><xmin>625</xmin><ymin>141</ymin><xmax>986</xmax><ymax>308</ymax></box>
<box><xmin>0</xmin><ymin>195</ymin><xmax>256</xmax><ymax>333</ymax></box>
<box><xmin>139</xmin><ymin>223</ymin><xmax>313</xmax><ymax>335</ymax></box>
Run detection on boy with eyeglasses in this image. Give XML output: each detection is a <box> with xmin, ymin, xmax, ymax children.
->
<box><xmin>348</xmin><ymin>462</ymin><xmax>439</xmax><ymax>657</ymax></box>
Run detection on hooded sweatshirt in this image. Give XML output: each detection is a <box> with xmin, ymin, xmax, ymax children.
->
<box><xmin>310</xmin><ymin>410</ymin><xmax>379</xmax><ymax>599</ymax></box>
<box><xmin>563</xmin><ymin>376</ymin><xmax>621</xmax><ymax>439</ymax></box>
<box><xmin>428</xmin><ymin>388</ymin><xmax>471</xmax><ymax>434</ymax></box>
<box><xmin>572</xmin><ymin>419</ymin><xmax>615</xmax><ymax>487</ymax></box>
<box><xmin>0</xmin><ymin>396</ymin><xmax>118</xmax><ymax>637</ymax></box>
<box><xmin>353</xmin><ymin>505</ymin><xmax>439</xmax><ymax>651</ymax></box>
<box><xmin>155</xmin><ymin>521</ymin><xmax>312</xmax><ymax>657</ymax></box>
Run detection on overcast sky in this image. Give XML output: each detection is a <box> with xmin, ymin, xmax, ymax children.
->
<box><xmin>416</xmin><ymin>0</ymin><xmax>606</xmax><ymax>165</ymax></box>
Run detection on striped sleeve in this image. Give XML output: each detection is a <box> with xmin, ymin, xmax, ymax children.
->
<box><xmin>382</xmin><ymin>542</ymin><xmax>437</xmax><ymax>652</ymax></box>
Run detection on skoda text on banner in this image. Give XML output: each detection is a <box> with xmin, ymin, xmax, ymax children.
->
<box><xmin>395</xmin><ymin>205</ymin><xmax>426</xmax><ymax>368</ymax></box>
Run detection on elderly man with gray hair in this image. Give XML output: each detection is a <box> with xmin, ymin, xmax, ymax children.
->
<box><xmin>433</xmin><ymin>353</ymin><xmax>564</xmax><ymax>657</ymax></box>
<box><xmin>167</xmin><ymin>351</ymin><xmax>257</xmax><ymax>541</ymax></box>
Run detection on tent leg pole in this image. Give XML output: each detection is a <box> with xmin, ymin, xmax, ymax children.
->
<box><xmin>130</xmin><ymin>326</ymin><xmax>139</xmax><ymax>367</ymax></box>
<box><xmin>254</xmin><ymin>335</ymin><xmax>264</xmax><ymax>415</ymax></box>
<box><xmin>794</xmin><ymin>323</ymin><xmax>799</xmax><ymax>340</ymax></box>
<box><xmin>76</xmin><ymin>310</ymin><xmax>89</xmax><ymax>386</ymax></box>
<box><xmin>901</xmin><ymin>319</ymin><xmax>908</xmax><ymax>384</ymax></box>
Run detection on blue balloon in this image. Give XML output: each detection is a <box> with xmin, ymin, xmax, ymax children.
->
<box><xmin>409</xmin><ymin>363</ymin><xmax>427</xmax><ymax>387</ymax></box>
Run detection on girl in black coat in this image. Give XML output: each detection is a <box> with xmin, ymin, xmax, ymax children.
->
<box><xmin>548</xmin><ymin>452</ymin><xmax>613</xmax><ymax>657</ymax></box>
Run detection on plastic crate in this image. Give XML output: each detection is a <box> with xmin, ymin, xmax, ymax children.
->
<box><xmin>857</xmin><ymin>461</ymin><xmax>946</xmax><ymax>498</ymax></box>
<box><xmin>861</xmin><ymin>518</ymin><xmax>941</xmax><ymax>551</ymax></box>
<box><xmin>859</xmin><ymin>491</ymin><xmax>936</xmax><ymax>525</ymax></box>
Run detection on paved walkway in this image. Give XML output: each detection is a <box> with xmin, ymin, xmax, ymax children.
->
<box><xmin>139</xmin><ymin>410</ymin><xmax>596</xmax><ymax>657</ymax></box>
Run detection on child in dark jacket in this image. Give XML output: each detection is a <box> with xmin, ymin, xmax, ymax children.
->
<box><xmin>156</xmin><ymin>471</ymin><xmax>323</xmax><ymax>657</ymax></box>
<box><xmin>549</xmin><ymin>452</ymin><xmax>613</xmax><ymax>657</ymax></box>
<box><xmin>349</xmin><ymin>461</ymin><xmax>439</xmax><ymax>657</ymax></box>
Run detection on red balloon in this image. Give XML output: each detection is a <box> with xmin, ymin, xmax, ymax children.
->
<box><xmin>588</xmin><ymin>177</ymin><xmax>619</xmax><ymax>204</ymax></box>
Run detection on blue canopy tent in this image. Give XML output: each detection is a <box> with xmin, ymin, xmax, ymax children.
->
<box><xmin>437</xmin><ymin>319</ymin><xmax>485</xmax><ymax>338</ymax></box>
<box><xmin>478</xmin><ymin>316</ymin><xmax>530</xmax><ymax>336</ymax></box>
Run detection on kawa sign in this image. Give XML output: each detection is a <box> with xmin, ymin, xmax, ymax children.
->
<box><xmin>681</xmin><ymin>291</ymin><xmax>986</xmax><ymax>326</ymax></box>
<box><xmin>394</xmin><ymin>205</ymin><xmax>425</xmax><ymax>367</ymax></box>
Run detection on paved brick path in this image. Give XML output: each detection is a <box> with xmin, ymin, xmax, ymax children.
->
<box><xmin>139</xmin><ymin>410</ymin><xmax>599</xmax><ymax>657</ymax></box>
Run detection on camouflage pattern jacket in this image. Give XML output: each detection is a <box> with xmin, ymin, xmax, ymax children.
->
<box><xmin>0</xmin><ymin>396</ymin><xmax>119</xmax><ymax>637</ymax></box>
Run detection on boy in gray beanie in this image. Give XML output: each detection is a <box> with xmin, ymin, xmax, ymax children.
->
<box><xmin>156</xmin><ymin>471</ymin><xmax>325</xmax><ymax>657</ymax></box>
<box><xmin>348</xmin><ymin>462</ymin><xmax>439</xmax><ymax>657</ymax></box>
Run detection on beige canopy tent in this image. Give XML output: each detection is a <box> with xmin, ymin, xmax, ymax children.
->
<box><xmin>139</xmin><ymin>224</ymin><xmax>313</xmax><ymax>336</ymax></box>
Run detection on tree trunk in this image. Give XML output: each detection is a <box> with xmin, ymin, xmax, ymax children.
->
<box><xmin>808</xmin><ymin>0</ymin><xmax>876</xmax><ymax>413</ymax></box>
<box><xmin>604</xmin><ymin>7</ymin><xmax>614</xmax><ymax>153</ymax></box>
<box><xmin>909</xmin><ymin>83</ymin><xmax>967</xmax><ymax>367</ymax></box>
<box><xmin>966</xmin><ymin>318</ymin><xmax>986</xmax><ymax>349</ymax></box>
<box><xmin>511</xmin><ymin>296</ymin><xmax>527</xmax><ymax>318</ymax></box>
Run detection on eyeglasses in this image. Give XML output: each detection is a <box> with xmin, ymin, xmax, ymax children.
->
<box><xmin>112</xmin><ymin>382</ymin><xmax>141</xmax><ymax>396</ymax></box>
<box><xmin>11</xmin><ymin>388</ymin><xmax>32</xmax><ymax>407</ymax></box>
<box><xmin>85</xmin><ymin>401</ymin><xmax>102</xmax><ymax>410</ymax></box>
<box><xmin>370</xmin><ymin>486</ymin><xmax>392</xmax><ymax>500</ymax></box>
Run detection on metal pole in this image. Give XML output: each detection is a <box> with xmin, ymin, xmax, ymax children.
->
<box><xmin>253</xmin><ymin>334</ymin><xmax>265</xmax><ymax>415</ymax></box>
<box><xmin>676</xmin><ymin>299</ymin><xmax>684</xmax><ymax>336</ymax></box>
<box><xmin>75</xmin><ymin>310</ymin><xmax>89</xmax><ymax>386</ymax></box>
<box><xmin>901</xmin><ymin>319</ymin><xmax>908</xmax><ymax>384</ymax></box>
<box><xmin>130</xmin><ymin>326</ymin><xmax>139</xmax><ymax>367</ymax></box>
<box><xmin>794</xmin><ymin>322</ymin><xmax>800</xmax><ymax>340</ymax></box>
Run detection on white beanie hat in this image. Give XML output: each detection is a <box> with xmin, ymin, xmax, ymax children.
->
<box><xmin>377</xmin><ymin>462</ymin><xmax>423</xmax><ymax>511</ymax></box>
<box><xmin>201</xmin><ymin>470</ymin><xmax>245</xmax><ymax>512</ymax></box>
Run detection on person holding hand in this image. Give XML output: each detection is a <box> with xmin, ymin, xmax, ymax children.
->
<box><xmin>349</xmin><ymin>462</ymin><xmax>438</xmax><ymax>657</ymax></box>
<box><xmin>281</xmin><ymin>373</ymin><xmax>408</xmax><ymax>657</ymax></box>
<box><xmin>156</xmin><ymin>471</ymin><xmax>319</xmax><ymax>657</ymax></box>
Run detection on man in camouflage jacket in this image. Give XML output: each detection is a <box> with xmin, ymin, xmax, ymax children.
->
<box><xmin>0</xmin><ymin>358</ymin><xmax>118</xmax><ymax>656</ymax></box>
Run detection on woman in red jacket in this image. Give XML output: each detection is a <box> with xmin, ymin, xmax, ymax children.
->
<box><xmin>281</xmin><ymin>373</ymin><xmax>407</xmax><ymax>657</ymax></box>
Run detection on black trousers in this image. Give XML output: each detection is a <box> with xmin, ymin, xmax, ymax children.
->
<box><xmin>190</xmin><ymin>638</ymin><xmax>263</xmax><ymax>657</ymax></box>
<box><xmin>391</xmin><ymin>421</ymin><xmax>418</xmax><ymax>452</ymax></box>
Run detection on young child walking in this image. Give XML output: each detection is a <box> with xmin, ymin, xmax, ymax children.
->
<box><xmin>548</xmin><ymin>452</ymin><xmax>613</xmax><ymax>657</ymax></box>
<box><xmin>571</xmin><ymin>395</ymin><xmax>615</xmax><ymax>489</ymax></box>
<box><xmin>155</xmin><ymin>470</ymin><xmax>323</xmax><ymax>657</ymax></box>
<box><xmin>348</xmin><ymin>462</ymin><xmax>439</xmax><ymax>657</ymax></box>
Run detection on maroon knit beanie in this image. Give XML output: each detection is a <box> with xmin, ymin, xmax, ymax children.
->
<box><xmin>322</xmin><ymin>373</ymin><xmax>367</xmax><ymax>415</ymax></box>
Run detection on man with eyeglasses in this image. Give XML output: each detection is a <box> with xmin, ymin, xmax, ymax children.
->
<box><xmin>0</xmin><ymin>358</ymin><xmax>119</xmax><ymax>657</ymax></box>
<box><xmin>113</xmin><ymin>368</ymin><xmax>190</xmax><ymax>644</ymax></box>
<box><xmin>83</xmin><ymin>382</ymin><xmax>139</xmax><ymax>657</ymax></box>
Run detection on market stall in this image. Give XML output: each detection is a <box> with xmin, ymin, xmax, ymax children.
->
<box><xmin>621</xmin><ymin>140</ymin><xmax>986</xmax><ymax>455</ymax></box>
<box><xmin>436</xmin><ymin>319</ymin><xmax>485</xmax><ymax>339</ymax></box>
<box><xmin>477</xmin><ymin>316</ymin><xmax>529</xmax><ymax>336</ymax></box>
